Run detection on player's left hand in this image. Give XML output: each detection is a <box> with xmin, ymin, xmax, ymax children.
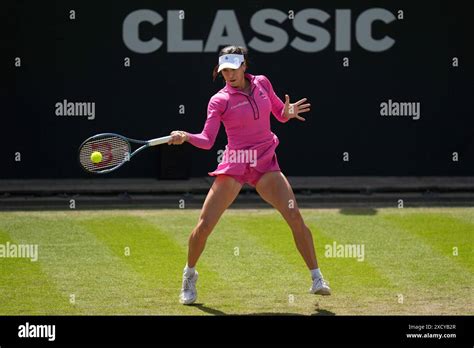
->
<box><xmin>284</xmin><ymin>95</ymin><xmax>311</xmax><ymax>121</ymax></box>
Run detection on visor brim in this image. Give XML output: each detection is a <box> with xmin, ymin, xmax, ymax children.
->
<box><xmin>217</xmin><ymin>62</ymin><xmax>241</xmax><ymax>73</ymax></box>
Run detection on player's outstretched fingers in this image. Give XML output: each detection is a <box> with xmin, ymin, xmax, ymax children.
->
<box><xmin>295</xmin><ymin>98</ymin><xmax>307</xmax><ymax>106</ymax></box>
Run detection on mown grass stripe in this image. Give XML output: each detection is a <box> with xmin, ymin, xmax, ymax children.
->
<box><xmin>82</xmin><ymin>215</ymin><xmax>201</xmax><ymax>315</ymax></box>
<box><xmin>1</xmin><ymin>215</ymin><xmax>153</xmax><ymax>314</ymax></box>
<box><xmin>382</xmin><ymin>211</ymin><xmax>473</xmax><ymax>273</ymax></box>
<box><xmin>308</xmin><ymin>209</ymin><xmax>473</xmax><ymax>314</ymax></box>
<box><xmin>0</xmin><ymin>229</ymin><xmax>77</xmax><ymax>315</ymax></box>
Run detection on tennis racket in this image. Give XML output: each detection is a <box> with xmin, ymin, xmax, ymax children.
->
<box><xmin>78</xmin><ymin>133</ymin><xmax>172</xmax><ymax>174</ymax></box>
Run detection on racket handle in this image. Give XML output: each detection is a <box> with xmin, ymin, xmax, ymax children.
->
<box><xmin>148</xmin><ymin>136</ymin><xmax>172</xmax><ymax>146</ymax></box>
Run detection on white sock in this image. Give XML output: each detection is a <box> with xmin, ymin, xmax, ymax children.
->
<box><xmin>184</xmin><ymin>264</ymin><xmax>195</xmax><ymax>277</ymax></box>
<box><xmin>310</xmin><ymin>268</ymin><xmax>322</xmax><ymax>280</ymax></box>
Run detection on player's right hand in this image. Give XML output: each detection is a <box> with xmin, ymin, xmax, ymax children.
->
<box><xmin>168</xmin><ymin>130</ymin><xmax>188</xmax><ymax>145</ymax></box>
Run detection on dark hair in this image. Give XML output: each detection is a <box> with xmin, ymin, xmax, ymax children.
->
<box><xmin>212</xmin><ymin>45</ymin><xmax>249</xmax><ymax>81</ymax></box>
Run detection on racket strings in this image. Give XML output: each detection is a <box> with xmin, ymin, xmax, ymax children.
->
<box><xmin>79</xmin><ymin>136</ymin><xmax>131</xmax><ymax>173</ymax></box>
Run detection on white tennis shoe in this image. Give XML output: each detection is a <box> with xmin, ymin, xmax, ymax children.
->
<box><xmin>310</xmin><ymin>276</ymin><xmax>331</xmax><ymax>295</ymax></box>
<box><xmin>179</xmin><ymin>271</ymin><xmax>198</xmax><ymax>305</ymax></box>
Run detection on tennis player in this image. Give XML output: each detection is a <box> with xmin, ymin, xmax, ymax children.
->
<box><xmin>168</xmin><ymin>46</ymin><xmax>331</xmax><ymax>305</ymax></box>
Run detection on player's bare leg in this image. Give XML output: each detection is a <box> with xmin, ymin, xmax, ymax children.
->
<box><xmin>256</xmin><ymin>171</ymin><xmax>331</xmax><ymax>295</ymax></box>
<box><xmin>180</xmin><ymin>175</ymin><xmax>242</xmax><ymax>304</ymax></box>
<box><xmin>187</xmin><ymin>175</ymin><xmax>242</xmax><ymax>267</ymax></box>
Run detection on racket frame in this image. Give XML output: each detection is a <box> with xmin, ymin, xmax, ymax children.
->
<box><xmin>78</xmin><ymin>133</ymin><xmax>171</xmax><ymax>174</ymax></box>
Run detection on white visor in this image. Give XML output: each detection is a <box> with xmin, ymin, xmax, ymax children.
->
<box><xmin>217</xmin><ymin>54</ymin><xmax>244</xmax><ymax>73</ymax></box>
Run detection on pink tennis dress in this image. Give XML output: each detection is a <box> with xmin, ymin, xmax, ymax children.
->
<box><xmin>185</xmin><ymin>73</ymin><xmax>289</xmax><ymax>187</ymax></box>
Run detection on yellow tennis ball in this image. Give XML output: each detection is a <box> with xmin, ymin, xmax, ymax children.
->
<box><xmin>90</xmin><ymin>151</ymin><xmax>103</xmax><ymax>164</ymax></box>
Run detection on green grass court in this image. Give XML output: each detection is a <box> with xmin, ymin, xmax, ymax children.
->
<box><xmin>0</xmin><ymin>208</ymin><xmax>472</xmax><ymax>315</ymax></box>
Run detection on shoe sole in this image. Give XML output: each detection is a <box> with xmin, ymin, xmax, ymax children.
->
<box><xmin>180</xmin><ymin>298</ymin><xmax>197</xmax><ymax>305</ymax></box>
<box><xmin>311</xmin><ymin>289</ymin><xmax>331</xmax><ymax>296</ymax></box>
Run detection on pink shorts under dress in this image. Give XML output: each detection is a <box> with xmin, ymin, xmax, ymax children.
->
<box><xmin>220</xmin><ymin>165</ymin><xmax>280</xmax><ymax>187</ymax></box>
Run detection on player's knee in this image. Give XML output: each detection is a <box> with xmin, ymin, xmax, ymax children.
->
<box><xmin>194</xmin><ymin>217</ymin><xmax>214</xmax><ymax>238</ymax></box>
<box><xmin>286</xmin><ymin>208</ymin><xmax>304</xmax><ymax>228</ymax></box>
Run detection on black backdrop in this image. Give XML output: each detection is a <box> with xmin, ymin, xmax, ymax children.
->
<box><xmin>2</xmin><ymin>0</ymin><xmax>472</xmax><ymax>179</ymax></box>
